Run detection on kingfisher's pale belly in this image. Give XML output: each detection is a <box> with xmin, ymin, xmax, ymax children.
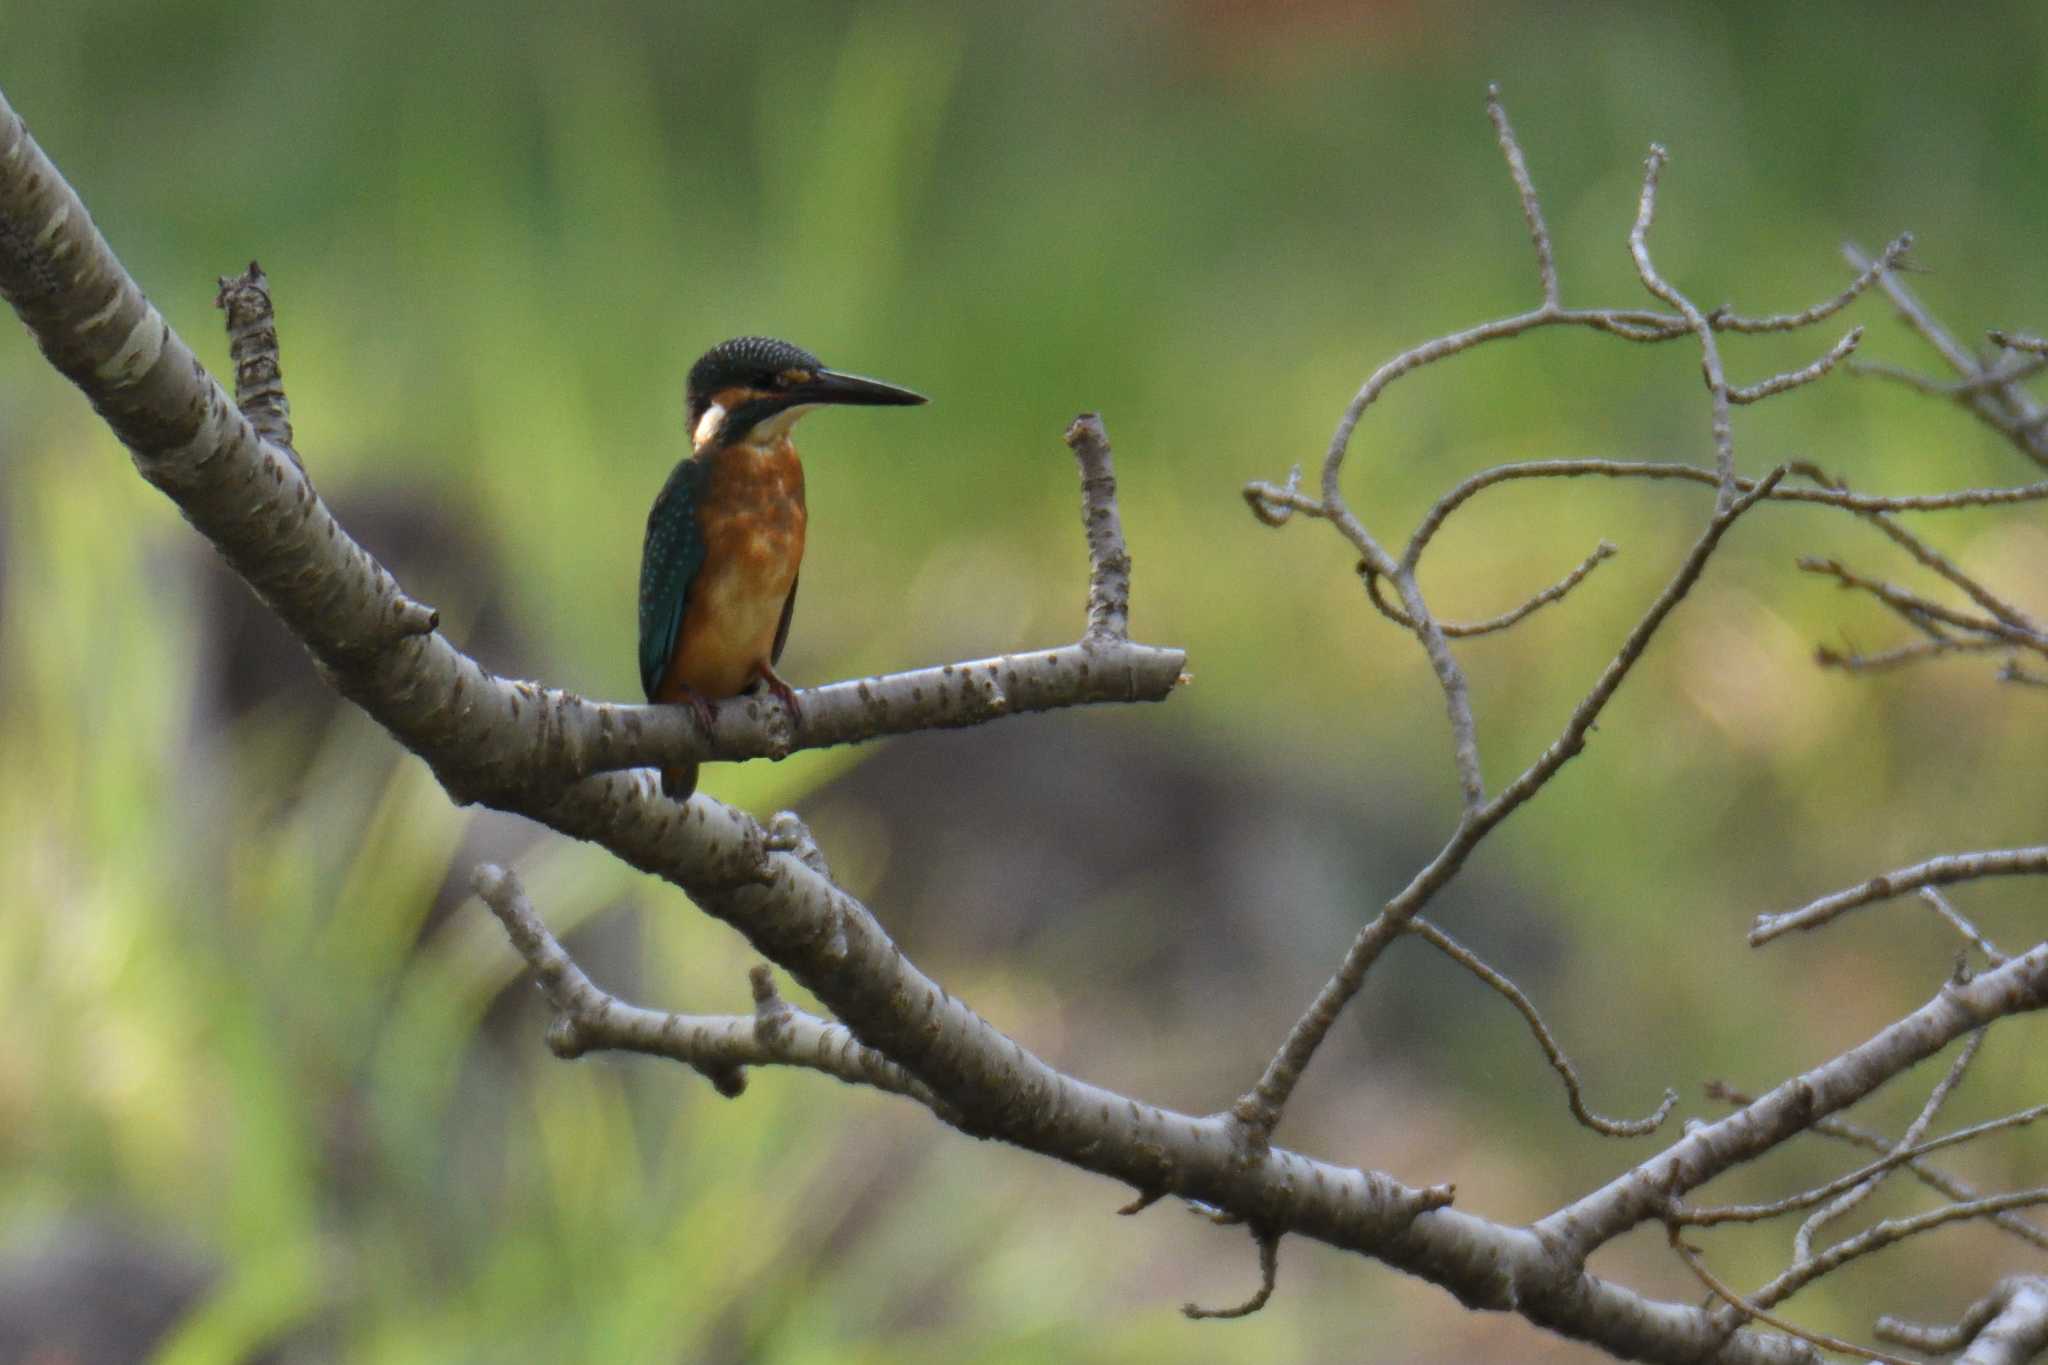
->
<box><xmin>659</xmin><ymin>438</ymin><xmax>807</xmax><ymax>701</ymax></box>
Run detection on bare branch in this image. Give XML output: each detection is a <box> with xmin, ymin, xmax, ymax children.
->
<box><xmin>1750</xmin><ymin>1187</ymin><xmax>2048</xmax><ymax>1312</ymax></box>
<box><xmin>1797</xmin><ymin>556</ymin><xmax>2048</xmax><ymax>655</ymax></box>
<box><xmin>1706</xmin><ymin>1080</ymin><xmax>2048</xmax><ymax>1255</ymax></box>
<box><xmin>1852</xmin><ymin>352</ymin><xmax>2048</xmax><ymax>397</ymax></box>
<box><xmin>1628</xmin><ymin>144</ymin><xmax>1738</xmax><ymax>508</ymax></box>
<box><xmin>1990</xmin><ymin>330</ymin><xmax>2048</xmax><ymax>356</ymax></box>
<box><xmin>1727</xmin><ymin>327</ymin><xmax>1861</xmax><ymax>405</ymax></box>
<box><xmin>1847</xmin><ymin>241</ymin><xmax>2048</xmax><ymax>468</ymax></box>
<box><xmin>1842</xmin><ymin>486</ymin><xmax>2043</xmax><ymax>634</ymax></box>
<box><xmin>1237</xmin><ymin>472</ymin><xmax>1784</xmax><ymax>1146</ymax></box>
<box><xmin>1923</xmin><ymin>888</ymin><xmax>2009</xmax><ymax>964</ymax></box>
<box><xmin>1183</xmin><ymin>1228</ymin><xmax>1281</xmax><ymax>1321</ymax></box>
<box><xmin>1666</xmin><ymin>1227</ymin><xmax>1922</xmax><ymax>1365</ymax></box>
<box><xmin>1485</xmin><ymin>83</ymin><xmax>1558</xmax><ymax>306</ymax></box>
<box><xmin>1363</xmin><ymin>542</ymin><xmax>1616</xmax><ymax>639</ymax></box>
<box><xmin>1534</xmin><ymin>944</ymin><xmax>2048</xmax><ymax>1259</ymax></box>
<box><xmin>1815</xmin><ymin>636</ymin><xmax>2009</xmax><ymax>674</ymax></box>
<box><xmin>1752</xmin><ymin>846</ymin><xmax>2048</xmax><ymax>944</ymax></box>
<box><xmin>1675</xmin><ymin>1101</ymin><xmax>2048</xmax><ymax>1228</ymax></box>
<box><xmin>1877</xmin><ymin>1280</ymin><xmax>2020</xmax><ymax>1354</ymax></box>
<box><xmin>1410</xmin><ymin>917</ymin><xmax>1675</xmax><ymax>1137</ymax></box>
<box><xmin>1711</xmin><ymin>233</ymin><xmax>1913</xmax><ymax>335</ymax></box>
<box><xmin>471</xmin><ymin>864</ymin><xmax>932</xmax><ymax>1103</ymax></box>
<box><xmin>1878</xmin><ymin>1277</ymin><xmax>2048</xmax><ymax>1365</ymax></box>
<box><xmin>1067</xmin><ymin>413</ymin><xmax>1134</xmax><ymax>645</ymax></box>
<box><xmin>1482</xmin><ymin>469</ymin><xmax>1785</xmax><ymax>829</ymax></box>
<box><xmin>1790</xmin><ymin>1029</ymin><xmax>1983</xmax><ymax>1262</ymax></box>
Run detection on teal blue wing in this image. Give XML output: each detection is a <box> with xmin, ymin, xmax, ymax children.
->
<box><xmin>638</xmin><ymin>456</ymin><xmax>709</xmax><ymax>700</ymax></box>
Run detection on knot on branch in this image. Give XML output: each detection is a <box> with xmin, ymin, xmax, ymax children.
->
<box><xmin>212</xmin><ymin>259</ymin><xmax>298</xmax><ymax>462</ymax></box>
<box><xmin>1243</xmin><ymin>464</ymin><xmax>1309</xmax><ymax>527</ymax></box>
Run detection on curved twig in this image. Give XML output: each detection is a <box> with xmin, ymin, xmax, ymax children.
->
<box><xmin>1183</xmin><ymin>1228</ymin><xmax>1281</xmax><ymax>1321</ymax></box>
<box><xmin>1409</xmin><ymin>917</ymin><xmax>1675</xmax><ymax>1137</ymax></box>
<box><xmin>1363</xmin><ymin>542</ymin><xmax>1615</xmax><ymax>639</ymax></box>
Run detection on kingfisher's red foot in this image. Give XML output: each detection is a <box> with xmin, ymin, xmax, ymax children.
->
<box><xmin>752</xmin><ymin>663</ymin><xmax>803</xmax><ymax>730</ymax></box>
<box><xmin>673</xmin><ymin>685</ymin><xmax>718</xmax><ymax>737</ymax></box>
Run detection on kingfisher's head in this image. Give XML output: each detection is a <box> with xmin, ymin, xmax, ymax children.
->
<box><xmin>685</xmin><ymin>336</ymin><xmax>927</xmax><ymax>451</ymax></box>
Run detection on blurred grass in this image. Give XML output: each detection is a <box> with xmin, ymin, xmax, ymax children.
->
<box><xmin>3</xmin><ymin>1</ymin><xmax>2047</xmax><ymax>1360</ymax></box>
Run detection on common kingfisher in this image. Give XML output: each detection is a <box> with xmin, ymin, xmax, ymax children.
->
<box><xmin>639</xmin><ymin>336</ymin><xmax>927</xmax><ymax>799</ymax></box>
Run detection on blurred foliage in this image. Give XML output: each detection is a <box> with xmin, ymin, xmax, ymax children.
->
<box><xmin>3</xmin><ymin>1</ymin><xmax>2047</xmax><ymax>1360</ymax></box>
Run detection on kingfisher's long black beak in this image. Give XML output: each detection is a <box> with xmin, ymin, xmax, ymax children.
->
<box><xmin>797</xmin><ymin>368</ymin><xmax>928</xmax><ymax>408</ymax></box>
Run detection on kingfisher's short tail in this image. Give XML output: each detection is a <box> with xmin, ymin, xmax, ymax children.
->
<box><xmin>661</xmin><ymin>761</ymin><xmax>700</xmax><ymax>801</ymax></box>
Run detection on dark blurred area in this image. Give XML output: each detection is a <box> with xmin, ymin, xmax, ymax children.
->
<box><xmin>3</xmin><ymin>1</ymin><xmax>2045</xmax><ymax>1360</ymax></box>
<box><xmin>0</xmin><ymin>1221</ymin><xmax>237</xmax><ymax>1364</ymax></box>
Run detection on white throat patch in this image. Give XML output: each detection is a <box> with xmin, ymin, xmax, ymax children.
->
<box><xmin>748</xmin><ymin>403</ymin><xmax>819</xmax><ymax>445</ymax></box>
<box><xmin>692</xmin><ymin>403</ymin><xmax>727</xmax><ymax>451</ymax></box>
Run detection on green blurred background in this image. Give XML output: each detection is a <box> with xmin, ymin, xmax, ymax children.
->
<box><xmin>4</xmin><ymin>2</ymin><xmax>2046</xmax><ymax>1360</ymax></box>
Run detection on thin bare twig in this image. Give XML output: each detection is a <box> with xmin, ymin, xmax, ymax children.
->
<box><xmin>1791</xmin><ymin>1028</ymin><xmax>1983</xmax><ymax>1262</ymax></box>
<box><xmin>1409</xmin><ymin>917</ymin><xmax>1675</xmax><ymax>1136</ymax></box>
<box><xmin>1849</xmin><ymin>496</ymin><xmax>2042</xmax><ymax>634</ymax></box>
<box><xmin>1815</xmin><ymin>637</ymin><xmax>2009</xmax><ymax>674</ymax></box>
<box><xmin>1482</xmin><ymin>469</ymin><xmax>1787</xmax><ymax>828</ymax></box>
<box><xmin>1990</xmin><ymin>330</ymin><xmax>2048</xmax><ymax>355</ymax></box>
<box><xmin>1362</xmin><ymin>542</ymin><xmax>1615</xmax><ymax>639</ymax></box>
<box><xmin>1798</xmin><ymin>557</ymin><xmax>2048</xmax><ymax>655</ymax></box>
<box><xmin>1485</xmin><ymin>83</ymin><xmax>1558</xmax><ymax>306</ymax></box>
<box><xmin>1853</xmin><ymin>353</ymin><xmax>2048</xmax><ymax>396</ymax></box>
<box><xmin>1706</xmin><ymin>1080</ymin><xmax>2048</xmax><ymax>1255</ymax></box>
<box><xmin>1728</xmin><ymin>327</ymin><xmax>1862</xmax><ymax>404</ymax></box>
<box><xmin>1712</xmin><ymin>233</ymin><xmax>1913</xmax><ymax>335</ymax></box>
<box><xmin>1848</xmin><ymin>241</ymin><xmax>2048</xmax><ymax>468</ymax></box>
<box><xmin>1183</xmin><ymin>1228</ymin><xmax>1281</xmax><ymax>1321</ymax></box>
<box><xmin>1400</xmin><ymin>457</ymin><xmax>2048</xmax><ymax>578</ymax></box>
<box><xmin>1666</xmin><ymin>1226</ymin><xmax>1922</xmax><ymax>1365</ymax></box>
<box><xmin>1750</xmin><ymin>1187</ymin><xmax>2048</xmax><ymax>1312</ymax></box>
<box><xmin>1923</xmin><ymin>888</ymin><xmax>2009</xmax><ymax>964</ymax></box>
<box><xmin>1675</xmin><ymin>1101</ymin><xmax>2048</xmax><ymax>1228</ymax></box>
<box><xmin>1753</xmin><ymin>845</ymin><xmax>2048</xmax><ymax>943</ymax></box>
<box><xmin>1628</xmin><ymin>144</ymin><xmax>1738</xmax><ymax>509</ymax></box>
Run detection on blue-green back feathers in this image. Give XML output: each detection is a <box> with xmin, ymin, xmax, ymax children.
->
<box><xmin>638</xmin><ymin>456</ymin><xmax>708</xmax><ymax>700</ymax></box>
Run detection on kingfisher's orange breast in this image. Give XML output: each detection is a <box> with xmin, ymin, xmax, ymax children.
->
<box><xmin>658</xmin><ymin>437</ymin><xmax>807</xmax><ymax>702</ymax></box>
